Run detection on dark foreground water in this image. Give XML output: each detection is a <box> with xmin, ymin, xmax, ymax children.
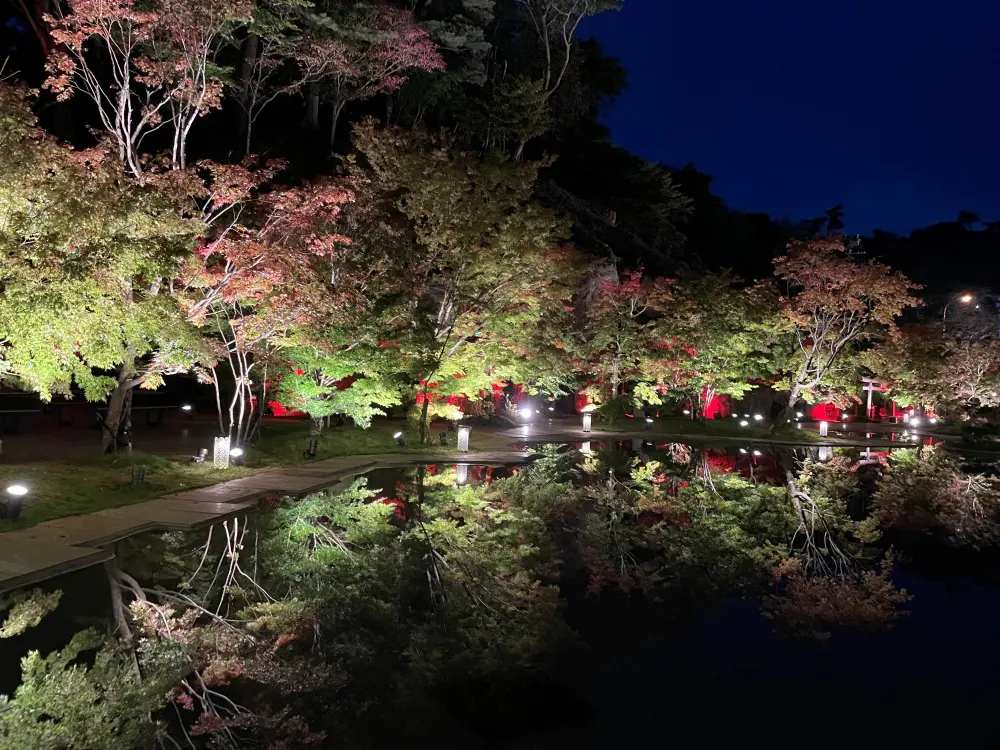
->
<box><xmin>4</xmin><ymin>443</ymin><xmax>1000</xmax><ymax>748</ymax></box>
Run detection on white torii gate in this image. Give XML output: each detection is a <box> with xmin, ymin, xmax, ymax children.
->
<box><xmin>861</xmin><ymin>377</ymin><xmax>882</xmax><ymax>420</ymax></box>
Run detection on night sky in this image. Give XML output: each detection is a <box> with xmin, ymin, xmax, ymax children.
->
<box><xmin>582</xmin><ymin>0</ymin><xmax>1000</xmax><ymax>234</ymax></box>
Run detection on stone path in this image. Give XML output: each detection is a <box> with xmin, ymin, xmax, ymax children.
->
<box><xmin>0</xmin><ymin>450</ymin><xmax>535</xmax><ymax>593</ymax></box>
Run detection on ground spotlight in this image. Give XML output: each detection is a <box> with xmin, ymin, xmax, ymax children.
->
<box><xmin>393</xmin><ymin>431</ymin><xmax>406</xmax><ymax>447</ymax></box>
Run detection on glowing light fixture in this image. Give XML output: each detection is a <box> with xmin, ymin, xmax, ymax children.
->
<box><xmin>457</xmin><ymin>426</ymin><xmax>471</xmax><ymax>452</ymax></box>
<box><xmin>682</xmin><ymin>409</ymin><xmax>691</xmax><ymax>415</ymax></box>
<box><xmin>181</xmin><ymin>404</ymin><xmax>193</xmax><ymax>412</ymax></box>
<box><xmin>739</xmin><ymin>420</ymin><xmax>749</xmax><ymax>427</ymax></box>
<box><xmin>753</xmin><ymin>450</ymin><xmax>762</xmax><ymax>456</ymax></box>
<box><xmin>841</xmin><ymin>413</ymin><xmax>849</xmax><ymax>420</ymax></box>
<box><xmin>582</xmin><ymin>413</ymin><xmax>592</xmax><ymax>432</ymax></box>
<box><xmin>910</xmin><ymin>417</ymin><xmax>921</xmax><ymax>426</ymax></box>
<box><xmin>753</xmin><ymin>414</ymin><xmax>763</xmax><ymax>421</ymax></box>
<box><xmin>519</xmin><ymin>407</ymin><xmax>533</xmax><ymax>420</ymax></box>
<box><xmin>393</xmin><ymin>431</ymin><xmax>406</xmax><ymax>447</ymax></box>
<box><xmin>819</xmin><ymin>421</ymin><xmax>829</xmax><ymax>437</ymax></box>
<box><xmin>229</xmin><ymin>447</ymin><xmax>244</xmax><ymax>458</ymax></box>
<box><xmin>6</xmin><ymin>485</ymin><xmax>27</xmax><ymax>497</ymax></box>
<box><xmin>930</xmin><ymin>417</ymin><xmax>938</xmax><ymax>424</ymax></box>
<box><xmin>795</xmin><ymin>412</ymin><xmax>804</xmax><ymax>419</ymax></box>
<box><xmin>961</xmin><ymin>293</ymin><xmax>973</xmax><ymax>303</ymax></box>
<box><xmin>213</xmin><ymin>436</ymin><xmax>231</xmax><ymax>468</ymax></box>
<box><xmin>738</xmin><ymin>448</ymin><xmax>747</xmax><ymax>454</ymax></box>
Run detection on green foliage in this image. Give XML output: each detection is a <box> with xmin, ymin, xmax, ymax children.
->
<box><xmin>874</xmin><ymin>447</ymin><xmax>1000</xmax><ymax>548</ymax></box>
<box><xmin>0</xmin><ymin>627</ymin><xmax>188</xmax><ymax>749</ymax></box>
<box><xmin>0</xmin><ymin>87</ymin><xmax>205</xmax><ymax>402</ymax></box>
<box><xmin>0</xmin><ymin>589</ymin><xmax>62</xmax><ymax>638</ymax></box>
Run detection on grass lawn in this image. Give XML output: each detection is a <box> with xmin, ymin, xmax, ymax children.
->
<box><xmin>0</xmin><ymin>453</ymin><xmax>254</xmax><ymax>530</ymax></box>
<box><xmin>249</xmin><ymin>419</ymin><xmax>477</xmax><ymax>465</ymax></box>
<box><xmin>0</xmin><ymin>418</ymin><xmax>480</xmax><ymax>530</ymax></box>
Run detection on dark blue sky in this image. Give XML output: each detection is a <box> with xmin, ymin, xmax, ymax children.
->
<box><xmin>581</xmin><ymin>0</ymin><xmax>1000</xmax><ymax>234</ymax></box>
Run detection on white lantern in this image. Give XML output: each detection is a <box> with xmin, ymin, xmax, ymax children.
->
<box><xmin>456</xmin><ymin>463</ymin><xmax>469</xmax><ymax>486</ymax></box>
<box><xmin>819</xmin><ymin>421</ymin><xmax>829</xmax><ymax>437</ymax></box>
<box><xmin>581</xmin><ymin>441</ymin><xmax>592</xmax><ymax>454</ymax></box>
<box><xmin>582</xmin><ymin>413</ymin><xmax>592</xmax><ymax>432</ymax></box>
<box><xmin>213</xmin><ymin>436</ymin><xmax>231</xmax><ymax>468</ymax></box>
<box><xmin>457</xmin><ymin>425</ymin><xmax>471</xmax><ymax>453</ymax></box>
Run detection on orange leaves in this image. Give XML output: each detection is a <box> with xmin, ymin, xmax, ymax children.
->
<box><xmin>774</xmin><ymin>235</ymin><xmax>920</xmax><ymax>326</ymax></box>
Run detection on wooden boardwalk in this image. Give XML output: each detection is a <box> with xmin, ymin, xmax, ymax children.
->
<box><xmin>0</xmin><ymin>450</ymin><xmax>535</xmax><ymax>593</ymax></box>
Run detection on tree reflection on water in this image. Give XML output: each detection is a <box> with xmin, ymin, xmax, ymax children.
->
<box><xmin>1</xmin><ymin>442</ymin><xmax>999</xmax><ymax>747</ymax></box>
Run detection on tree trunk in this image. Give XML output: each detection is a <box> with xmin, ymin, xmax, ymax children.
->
<box><xmin>329</xmin><ymin>100</ymin><xmax>345</xmax><ymax>148</ymax></box>
<box><xmin>102</xmin><ymin>366</ymin><xmax>135</xmax><ymax>454</ymax></box>
<box><xmin>418</xmin><ymin>385</ymin><xmax>431</xmax><ymax>444</ymax></box>
<box><xmin>236</xmin><ymin>33</ymin><xmax>259</xmax><ymax>140</ymax></box>
<box><xmin>609</xmin><ymin>359</ymin><xmax>621</xmax><ymax>401</ymax></box>
<box><xmin>303</xmin><ymin>87</ymin><xmax>321</xmax><ymax>130</ymax></box>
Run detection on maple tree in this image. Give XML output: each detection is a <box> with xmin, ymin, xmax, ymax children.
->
<box><xmin>178</xmin><ymin>167</ymin><xmax>355</xmax><ymax>444</ymax></box>
<box><xmin>773</xmin><ymin>236</ymin><xmax>919</xmax><ymax>418</ymax></box>
<box><xmin>44</xmin><ymin>0</ymin><xmax>252</xmax><ymax>176</ymax></box>
<box><xmin>295</xmin><ymin>2</ymin><xmax>445</xmax><ymax>146</ymax></box>
<box><xmin>579</xmin><ymin>269</ymin><xmax>676</xmax><ymax>404</ymax></box>
<box><xmin>351</xmin><ymin>119</ymin><xmax>581</xmax><ymax>440</ymax></box>
<box><xmin>0</xmin><ymin>85</ymin><xmax>206</xmax><ymax>452</ymax></box>
<box><xmin>670</xmin><ymin>272</ymin><xmax>790</xmax><ymax>416</ymax></box>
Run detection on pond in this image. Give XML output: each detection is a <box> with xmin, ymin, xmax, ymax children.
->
<box><xmin>2</xmin><ymin>440</ymin><xmax>999</xmax><ymax>748</ymax></box>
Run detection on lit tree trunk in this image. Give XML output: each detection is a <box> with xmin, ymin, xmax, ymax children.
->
<box><xmin>329</xmin><ymin>100</ymin><xmax>345</xmax><ymax>148</ymax></box>
<box><xmin>609</xmin><ymin>358</ymin><xmax>621</xmax><ymax>400</ymax></box>
<box><xmin>102</xmin><ymin>360</ymin><xmax>139</xmax><ymax>454</ymax></box>
<box><xmin>701</xmin><ymin>387</ymin><xmax>716</xmax><ymax>418</ymax></box>
<box><xmin>236</xmin><ymin>33</ymin><xmax>259</xmax><ymax>146</ymax></box>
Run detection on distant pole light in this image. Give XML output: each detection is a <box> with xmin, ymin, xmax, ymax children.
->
<box><xmin>795</xmin><ymin>412</ymin><xmax>804</xmax><ymax>419</ymax></box>
<box><xmin>743</xmin><ymin>413</ymin><xmax>750</xmax><ymax>418</ymax></box>
<box><xmin>961</xmin><ymin>293</ymin><xmax>974</xmax><ymax>303</ymax></box>
<box><xmin>682</xmin><ymin>409</ymin><xmax>691</xmax><ymax>415</ymax></box>
<box><xmin>738</xmin><ymin>448</ymin><xmax>747</xmax><ymax>454</ymax></box>
<box><xmin>548</xmin><ymin>406</ymin><xmax>555</xmax><ymax>412</ymax></box>
<box><xmin>6</xmin><ymin>484</ymin><xmax>27</xmax><ymax>496</ymax></box>
<box><xmin>519</xmin><ymin>407</ymin><xmax>533</xmax><ymax>421</ymax></box>
<box><xmin>739</xmin><ymin>420</ymin><xmax>749</xmax><ymax>427</ymax></box>
<box><xmin>753</xmin><ymin>414</ymin><xmax>763</xmax><ymax>421</ymax></box>
<box><xmin>841</xmin><ymin>413</ymin><xmax>849</xmax><ymax>420</ymax></box>
<box><xmin>910</xmin><ymin>416</ymin><xmax>921</xmax><ymax>426</ymax></box>
<box><xmin>753</xmin><ymin>450</ymin><xmax>762</xmax><ymax>456</ymax></box>
<box><xmin>393</xmin><ymin>431</ymin><xmax>406</xmax><ymax>447</ymax></box>
<box><xmin>181</xmin><ymin>404</ymin><xmax>193</xmax><ymax>412</ymax></box>
<box><xmin>930</xmin><ymin>417</ymin><xmax>938</xmax><ymax>424</ymax></box>
<box><xmin>582</xmin><ymin>413</ymin><xmax>593</xmax><ymax>433</ymax></box>
<box><xmin>819</xmin><ymin>421</ymin><xmax>829</xmax><ymax>437</ymax></box>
